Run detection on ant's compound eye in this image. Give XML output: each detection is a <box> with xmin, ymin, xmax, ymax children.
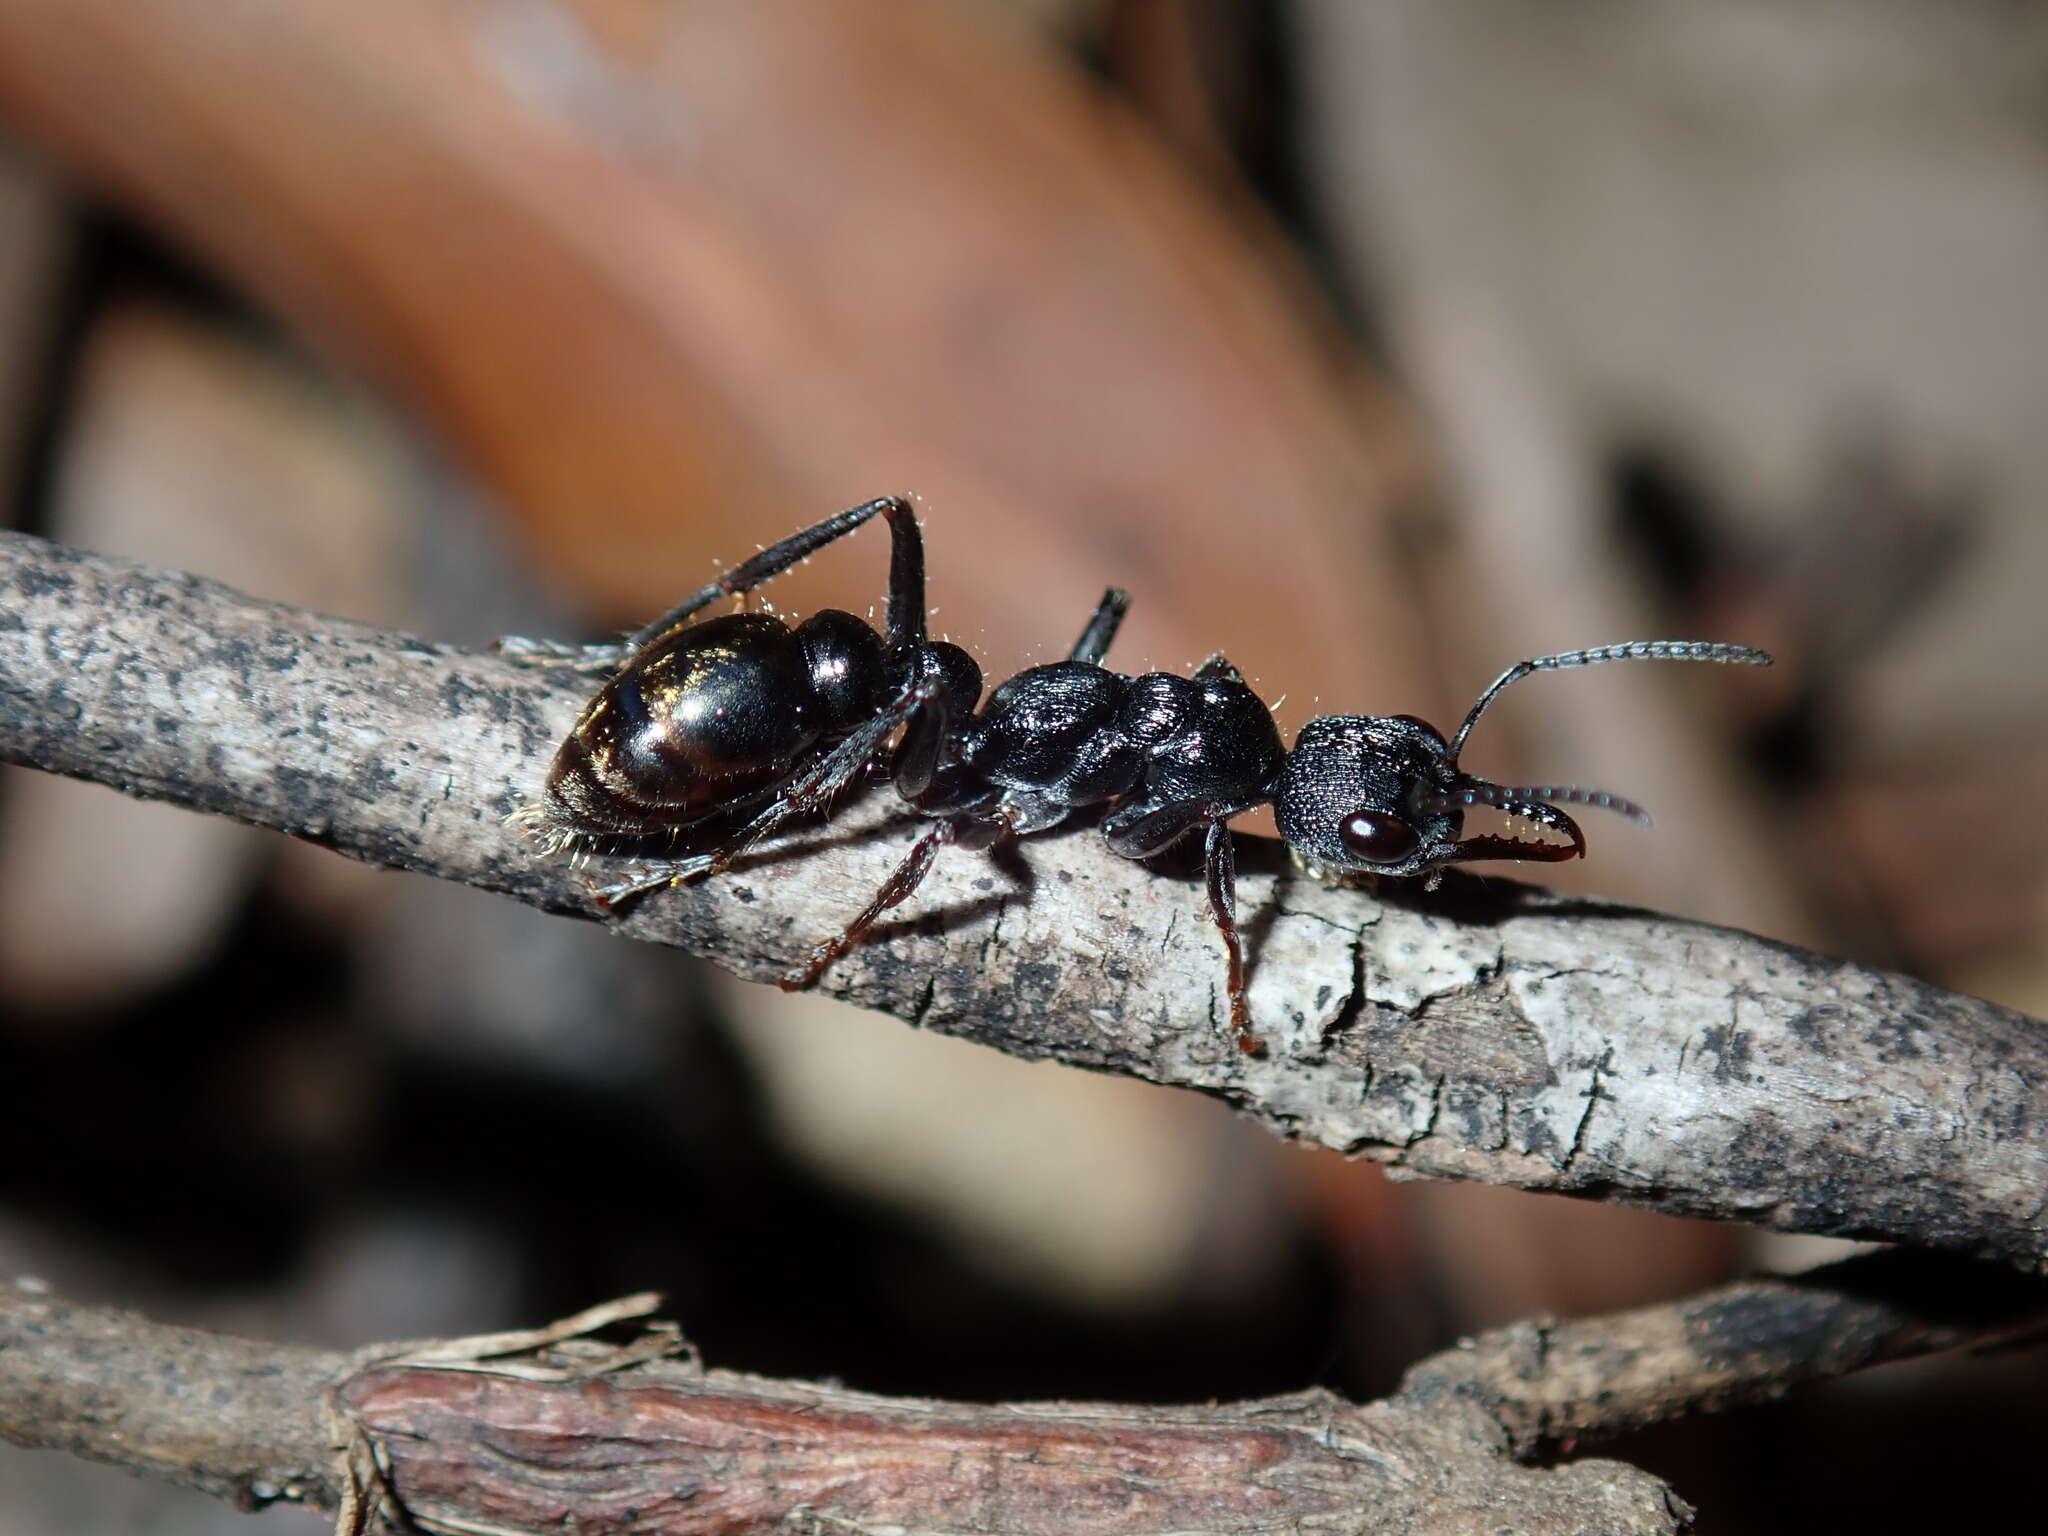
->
<box><xmin>1339</xmin><ymin>810</ymin><xmax>1419</xmax><ymax>864</ymax></box>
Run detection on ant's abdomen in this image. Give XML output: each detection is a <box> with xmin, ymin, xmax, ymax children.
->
<box><xmin>542</xmin><ymin>612</ymin><xmax>822</xmax><ymax>838</ymax></box>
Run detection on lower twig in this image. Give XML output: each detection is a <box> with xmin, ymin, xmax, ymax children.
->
<box><xmin>4</xmin><ymin>1251</ymin><xmax>2042</xmax><ymax>1534</ymax></box>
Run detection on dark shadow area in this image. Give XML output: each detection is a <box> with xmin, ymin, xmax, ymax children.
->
<box><xmin>1603</xmin><ymin>1348</ymin><xmax>2048</xmax><ymax>1536</ymax></box>
<box><xmin>0</xmin><ymin>871</ymin><xmax>1345</xmax><ymax>1408</ymax></box>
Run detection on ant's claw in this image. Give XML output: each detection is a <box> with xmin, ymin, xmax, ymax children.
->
<box><xmin>494</xmin><ymin>636</ymin><xmax>628</xmax><ymax>674</ymax></box>
<box><xmin>591</xmin><ymin>869</ymin><xmax>663</xmax><ymax>908</ymax></box>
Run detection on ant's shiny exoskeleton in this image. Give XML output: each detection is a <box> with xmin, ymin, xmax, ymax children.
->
<box><xmin>511</xmin><ymin>497</ymin><xmax>1770</xmax><ymax>1054</ymax></box>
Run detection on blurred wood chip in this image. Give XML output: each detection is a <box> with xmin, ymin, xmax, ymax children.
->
<box><xmin>0</xmin><ymin>0</ymin><xmax>1425</xmax><ymax>712</ymax></box>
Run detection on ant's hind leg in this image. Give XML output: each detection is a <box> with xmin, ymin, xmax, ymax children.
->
<box><xmin>627</xmin><ymin>495</ymin><xmax>928</xmax><ymax>655</ymax></box>
<box><xmin>592</xmin><ymin>861</ymin><xmax>693</xmax><ymax>907</ymax></box>
<box><xmin>502</xmin><ymin>497</ymin><xmax>926</xmax><ymax>674</ymax></box>
<box><xmin>780</xmin><ymin>818</ymin><xmax>963</xmax><ymax>990</ymax></box>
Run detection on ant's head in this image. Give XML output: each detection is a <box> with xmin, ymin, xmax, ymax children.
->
<box><xmin>1271</xmin><ymin>707</ymin><xmax>1648</xmax><ymax>879</ymax></box>
<box><xmin>1268</xmin><ymin>638</ymin><xmax>1770</xmax><ymax>878</ymax></box>
<box><xmin>1272</xmin><ymin>713</ymin><xmax>1467</xmax><ymax>878</ymax></box>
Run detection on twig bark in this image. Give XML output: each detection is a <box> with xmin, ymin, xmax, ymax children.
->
<box><xmin>3</xmin><ymin>1255</ymin><xmax>2042</xmax><ymax>1534</ymax></box>
<box><xmin>1399</xmin><ymin>1245</ymin><xmax>2048</xmax><ymax>1456</ymax></box>
<box><xmin>2</xmin><ymin>529</ymin><xmax>2045</xmax><ymax>1266</ymax></box>
<box><xmin>0</xmin><ymin>1280</ymin><xmax>343</xmax><ymax>1511</ymax></box>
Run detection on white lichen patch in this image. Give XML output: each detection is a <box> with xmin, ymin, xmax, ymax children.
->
<box><xmin>1362</xmin><ymin>904</ymin><xmax>1503</xmax><ymax>1014</ymax></box>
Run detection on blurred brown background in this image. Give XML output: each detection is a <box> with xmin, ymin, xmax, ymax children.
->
<box><xmin>0</xmin><ymin>2</ymin><xmax>2043</xmax><ymax>1530</ymax></box>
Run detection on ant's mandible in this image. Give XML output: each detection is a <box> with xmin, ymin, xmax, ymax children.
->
<box><xmin>510</xmin><ymin>497</ymin><xmax>1770</xmax><ymax>1055</ymax></box>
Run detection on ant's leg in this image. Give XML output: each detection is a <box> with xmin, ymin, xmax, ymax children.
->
<box><xmin>1069</xmin><ymin>589</ymin><xmax>1131</xmax><ymax>665</ymax></box>
<box><xmin>1202</xmin><ymin>818</ymin><xmax>1262</xmax><ymax>1057</ymax></box>
<box><xmin>494</xmin><ymin>636</ymin><xmax>633</xmax><ymax>674</ymax></box>
<box><xmin>500</xmin><ymin>496</ymin><xmax>925</xmax><ymax>671</ymax></box>
<box><xmin>593</xmin><ymin>674</ymin><xmax>940</xmax><ymax>905</ymax></box>
<box><xmin>626</xmin><ymin>496</ymin><xmax>926</xmax><ymax>654</ymax></box>
<box><xmin>1193</xmin><ymin>653</ymin><xmax>1245</xmax><ymax>684</ymax></box>
<box><xmin>1101</xmin><ymin>794</ymin><xmax>1206</xmax><ymax>858</ymax></box>
<box><xmin>892</xmin><ymin>672</ymin><xmax>952</xmax><ymax>801</ymax></box>
<box><xmin>779</xmin><ymin>817</ymin><xmax>967</xmax><ymax>990</ymax></box>
<box><xmin>1103</xmin><ymin>798</ymin><xmax>1260</xmax><ymax>1054</ymax></box>
<box><xmin>876</xmin><ymin>499</ymin><xmax>929</xmax><ymax>649</ymax></box>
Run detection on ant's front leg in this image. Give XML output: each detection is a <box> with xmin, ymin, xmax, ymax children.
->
<box><xmin>1201</xmin><ymin>818</ymin><xmax>1261</xmax><ymax>1057</ymax></box>
<box><xmin>1103</xmin><ymin>797</ymin><xmax>1263</xmax><ymax>1056</ymax></box>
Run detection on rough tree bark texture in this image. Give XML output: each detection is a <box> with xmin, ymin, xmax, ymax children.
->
<box><xmin>3</xmin><ymin>1254</ymin><xmax>2041</xmax><ymax>1534</ymax></box>
<box><xmin>1</xmin><ymin>529</ymin><xmax>2043</xmax><ymax>1269</ymax></box>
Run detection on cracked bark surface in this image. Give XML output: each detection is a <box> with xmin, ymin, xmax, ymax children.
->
<box><xmin>3</xmin><ymin>1251</ymin><xmax>2041</xmax><ymax>1534</ymax></box>
<box><xmin>2</xmin><ymin>529</ymin><xmax>2044</xmax><ymax>1268</ymax></box>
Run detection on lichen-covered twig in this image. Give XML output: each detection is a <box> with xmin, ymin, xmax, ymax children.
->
<box><xmin>4</xmin><ymin>1254</ymin><xmax>2043</xmax><ymax>1534</ymax></box>
<box><xmin>2</xmin><ymin>529</ymin><xmax>2044</xmax><ymax>1266</ymax></box>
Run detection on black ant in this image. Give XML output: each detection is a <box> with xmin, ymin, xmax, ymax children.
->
<box><xmin>510</xmin><ymin>497</ymin><xmax>1770</xmax><ymax>1055</ymax></box>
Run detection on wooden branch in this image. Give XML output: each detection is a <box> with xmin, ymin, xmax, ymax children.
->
<box><xmin>0</xmin><ymin>1280</ymin><xmax>343</xmax><ymax>1511</ymax></box>
<box><xmin>2</xmin><ymin>529</ymin><xmax>2045</xmax><ymax>1267</ymax></box>
<box><xmin>1400</xmin><ymin>1245</ymin><xmax>2048</xmax><ymax>1456</ymax></box>
<box><xmin>4</xmin><ymin>1256</ymin><xmax>2042</xmax><ymax>1533</ymax></box>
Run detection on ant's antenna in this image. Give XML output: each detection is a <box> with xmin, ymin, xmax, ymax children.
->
<box><xmin>1437</xmin><ymin>780</ymin><xmax>1653</xmax><ymax>826</ymax></box>
<box><xmin>1446</xmin><ymin>641</ymin><xmax>1772</xmax><ymax>762</ymax></box>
